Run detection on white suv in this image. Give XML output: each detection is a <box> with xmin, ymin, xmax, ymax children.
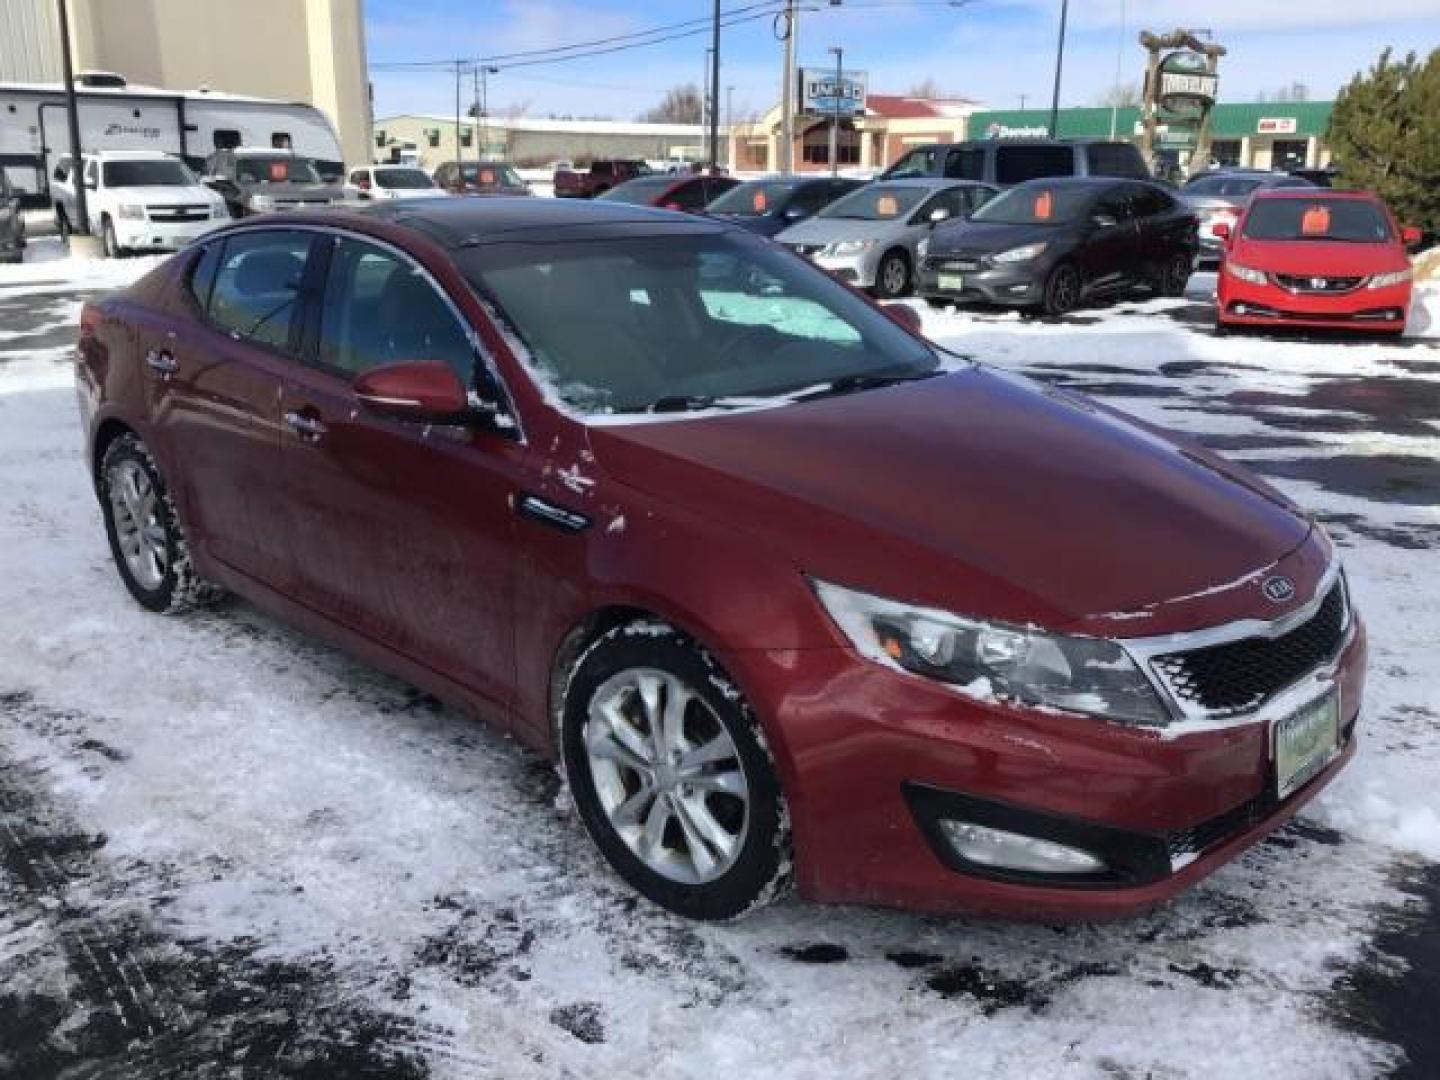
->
<box><xmin>52</xmin><ymin>151</ymin><xmax>228</xmax><ymax>258</ymax></box>
<box><xmin>343</xmin><ymin>164</ymin><xmax>440</xmax><ymax>201</ymax></box>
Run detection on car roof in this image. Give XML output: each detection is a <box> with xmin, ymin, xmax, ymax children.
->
<box><xmin>231</xmin><ymin>147</ymin><xmax>297</xmax><ymax>157</ymax></box>
<box><xmin>1007</xmin><ymin>175</ymin><xmax>1136</xmax><ymax>189</ymax></box>
<box><xmin>868</xmin><ymin>177</ymin><xmax>989</xmax><ymax>189</ymax></box>
<box><xmin>85</xmin><ymin>149</ymin><xmax>180</xmax><ymax>160</ymax></box>
<box><xmin>1250</xmin><ymin>188</ymin><xmax>1375</xmax><ymax>201</ymax></box>
<box><xmin>347</xmin><ymin>195</ymin><xmax>722</xmax><ymax>248</ymax></box>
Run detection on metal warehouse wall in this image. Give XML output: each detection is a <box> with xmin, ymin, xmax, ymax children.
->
<box><xmin>0</xmin><ymin>0</ymin><xmax>64</xmax><ymax>83</ymax></box>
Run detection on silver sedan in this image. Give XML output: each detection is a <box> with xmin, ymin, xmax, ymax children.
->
<box><xmin>775</xmin><ymin>177</ymin><xmax>996</xmax><ymax>298</ymax></box>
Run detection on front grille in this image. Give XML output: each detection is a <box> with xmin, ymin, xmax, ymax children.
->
<box><xmin>1151</xmin><ymin>581</ymin><xmax>1347</xmax><ymax>715</ymax></box>
<box><xmin>1272</xmin><ymin>273</ymin><xmax>1364</xmax><ymax>294</ymax></box>
<box><xmin>925</xmin><ymin>256</ymin><xmax>982</xmax><ymax>272</ymax></box>
<box><xmin>147</xmin><ymin>204</ymin><xmax>210</xmax><ymax>222</ymax></box>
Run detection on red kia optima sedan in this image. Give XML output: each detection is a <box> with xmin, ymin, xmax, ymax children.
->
<box><xmin>1215</xmin><ymin>189</ymin><xmax>1420</xmax><ymax>335</ymax></box>
<box><xmin>76</xmin><ymin>199</ymin><xmax>1364</xmax><ymax>922</ymax></box>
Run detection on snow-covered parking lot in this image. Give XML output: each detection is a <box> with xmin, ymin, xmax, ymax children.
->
<box><xmin>2</xmin><ymin>240</ymin><xmax>1438</xmax><ymax>1079</ymax></box>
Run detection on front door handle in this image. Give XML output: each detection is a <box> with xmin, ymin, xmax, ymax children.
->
<box><xmin>145</xmin><ymin>348</ymin><xmax>178</xmax><ymax>375</ymax></box>
<box><xmin>283</xmin><ymin>410</ymin><xmax>327</xmax><ymax>441</ymax></box>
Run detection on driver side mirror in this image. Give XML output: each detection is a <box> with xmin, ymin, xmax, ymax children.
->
<box><xmin>354</xmin><ymin>361</ymin><xmax>471</xmax><ymax>424</ymax></box>
<box><xmin>928</xmin><ymin>206</ymin><xmax>951</xmax><ymax>226</ymax></box>
<box><xmin>1401</xmin><ymin>225</ymin><xmax>1423</xmax><ymax>247</ymax></box>
<box><xmin>782</xmin><ymin>205</ymin><xmax>807</xmax><ymax>221</ymax></box>
<box><xmin>1210</xmin><ymin>221</ymin><xmax>1231</xmax><ymax>241</ymax></box>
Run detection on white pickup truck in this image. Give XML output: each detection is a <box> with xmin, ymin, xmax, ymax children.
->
<box><xmin>52</xmin><ymin>150</ymin><xmax>228</xmax><ymax>258</ymax></box>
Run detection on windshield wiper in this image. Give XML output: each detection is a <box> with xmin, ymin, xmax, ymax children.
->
<box><xmin>644</xmin><ymin>394</ymin><xmax>723</xmax><ymax>413</ymax></box>
<box><xmin>792</xmin><ymin>370</ymin><xmax>942</xmax><ymax>402</ymax></box>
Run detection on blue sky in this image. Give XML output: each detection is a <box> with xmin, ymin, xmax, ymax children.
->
<box><xmin>365</xmin><ymin>0</ymin><xmax>1440</xmax><ymax>121</ymax></box>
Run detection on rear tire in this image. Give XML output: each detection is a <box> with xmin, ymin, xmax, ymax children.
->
<box><xmin>561</xmin><ymin>621</ymin><xmax>791</xmax><ymax>921</ymax></box>
<box><xmin>1160</xmin><ymin>251</ymin><xmax>1192</xmax><ymax>297</ymax></box>
<box><xmin>99</xmin><ymin>433</ymin><xmax>224</xmax><ymax>614</ymax></box>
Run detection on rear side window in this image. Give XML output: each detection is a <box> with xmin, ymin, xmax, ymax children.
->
<box><xmin>995</xmin><ymin>145</ymin><xmax>1075</xmax><ymax>185</ymax></box>
<box><xmin>207</xmin><ymin>230</ymin><xmax>313</xmax><ymax>351</ymax></box>
<box><xmin>188</xmin><ymin>242</ymin><xmax>223</xmax><ymax>310</ymax></box>
<box><xmin>212</xmin><ymin>129</ymin><xmax>241</xmax><ymax>151</ymax></box>
<box><xmin>943</xmin><ymin>148</ymin><xmax>985</xmax><ymax>181</ymax></box>
<box><xmin>1086</xmin><ymin>144</ymin><xmax>1147</xmax><ymax>178</ymax></box>
<box><xmin>1128</xmin><ymin>184</ymin><xmax>1172</xmax><ymax>217</ymax></box>
<box><xmin>317</xmin><ymin>237</ymin><xmax>475</xmax><ymax>381</ymax></box>
<box><xmin>665</xmin><ymin>180</ymin><xmax>709</xmax><ymax>210</ymax></box>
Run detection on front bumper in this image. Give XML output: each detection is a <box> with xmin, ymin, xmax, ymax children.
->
<box><xmin>1218</xmin><ymin>273</ymin><xmax>1411</xmax><ymax>331</ymax></box>
<box><xmin>916</xmin><ymin>255</ymin><xmax>1046</xmax><ymax>307</ymax></box>
<box><xmin>787</xmin><ymin>245</ymin><xmax>877</xmax><ymax>287</ymax></box>
<box><xmin>113</xmin><ymin>215</ymin><xmax>222</xmax><ymax>252</ymax></box>
<box><xmin>729</xmin><ymin>607</ymin><xmax>1365</xmax><ymax>921</ymax></box>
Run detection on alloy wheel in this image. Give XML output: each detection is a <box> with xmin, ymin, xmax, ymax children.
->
<box><xmin>1046</xmin><ymin>264</ymin><xmax>1079</xmax><ymax>315</ymax></box>
<box><xmin>880</xmin><ymin>254</ymin><xmax>909</xmax><ymax>297</ymax></box>
<box><xmin>106</xmin><ymin>458</ymin><xmax>168</xmax><ymax>591</ymax></box>
<box><xmin>583</xmin><ymin>667</ymin><xmax>750</xmax><ymax>885</ymax></box>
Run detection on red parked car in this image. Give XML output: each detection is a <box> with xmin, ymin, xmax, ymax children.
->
<box><xmin>597</xmin><ymin>173</ymin><xmax>739</xmax><ymax>213</ymax></box>
<box><xmin>1214</xmin><ymin>189</ymin><xmax>1421</xmax><ymax>335</ymax></box>
<box><xmin>77</xmin><ymin>199</ymin><xmax>1364</xmax><ymax>922</ymax></box>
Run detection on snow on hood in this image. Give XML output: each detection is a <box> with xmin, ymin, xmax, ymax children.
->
<box><xmin>587</xmin><ymin>367</ymin><xmax>1316</xmax><ymax>635</ymax></box>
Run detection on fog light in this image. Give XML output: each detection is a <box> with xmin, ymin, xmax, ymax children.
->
<box><xmin>939</xmin><ymin>820</ymin><xmax>1106</xmax><ymax>874</ymax></box>
<box><xmin>1234</xmin><ymin>303</ymin><xmax>1248</xmax><ymax>315</ymax></box>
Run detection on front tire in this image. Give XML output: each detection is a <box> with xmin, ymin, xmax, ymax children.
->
<box><xmin>1041</xmin><ymin>261</ymin><xmax>1081</xmax><ymax>317</ymax></box>
<box><xmin>101</xmin><ymin>216</ymin><xmax>122</xmax><ymax>259</ymax></box>
<box><xmin>561</xmin><ymin>621</ymin><xmax>791</xmax><ymax>920</ymax></box>
<box><xmin>872</xmin><ymin>249</ymin><xmax>912</xmax><ymax>299</ymax></box>
<box><xmin>1160</xmin><ymin>251</ymin><xmax>1192</xmax><ymax>297</ymax></box>
<box><xmin>99</xmin><ymin>433</ymin><xmax>223</xmax><ymax>614</ymax></box>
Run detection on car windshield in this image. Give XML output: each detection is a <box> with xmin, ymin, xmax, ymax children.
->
<box><xmin>598</xmin><ymin>178</ymin><xmax>674</xmax><ymax>204</ymax></box>
<box><xmin>970</xmin><ymin>184</ymin><xmax>1093</xmax><ymax>225</ymax></box>
<box><xmin>1243</xmin><ymin>198</ymin><xmax>1392</xmax><ymax>242</ymax></box>
<box><xmin>458</xmin><ymin>230</ymin><xmax>939</xmax><ymax>416</ymax></box>
<box><xmin>462</xmin><ymin>164</ymin><xmax>522</xmax><ymax>187</ymax></box>
<box><xmin>819</xmin><ymin>185</ymin><xmax>927</xmax><ymax>221</ymax></box>
<box><xmin>102</xmin><ymin>159</ymin><xmax>195</xmax><ymax>187</ymax></box>
<box><xmin>375</xmin><ymin>167</ymin><xmax>433</xmax><ymax>189</ymax></box>
<box><xmin>235</xmin><ymin>156</ymin><xmax>322</xmax><ymax>184</ymax></box>
<box><xmin>883</xmin><ymin>147</ymin><xmax>939</xmax><ymax>179</ymax></box>
<box><xmin>1183</xmin><ymin>174</ymin><xmax>1267</xmax><ymax>197</ymax></box>
<box><xmin>708</xmin><ymin>181</ymin><xmax>798</xmax><ymax>216</ymax></box>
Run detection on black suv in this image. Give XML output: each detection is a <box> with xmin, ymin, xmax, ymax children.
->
<box><xmin>881</xmin><ymin>139</ymin><xmax>1150</xmax><ymax>187</ymax></box>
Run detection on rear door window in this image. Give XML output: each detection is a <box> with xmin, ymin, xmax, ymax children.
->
<box><xmin>206</xmin><ymin>230</ymin><xmax>314</xmax><ymax>351</ymax></box>
<box><xmin>1086</xmin><ymin>144</ymin><xmax>1147</xmax><ymax>178</ymax></box>
<box><xmin>666</xmin><ymin>179</ymin><xmax>709</xmax><ymax>210</ymax></box>
<box><xmin>994</xmin><ymin>145</ymin><xmax>1075</xmax><ymax>185</ymax></box>
<box><xmin>316</xmin><ymin>237</ymin><xmax>475</xmax><ymax>382</ymax></box>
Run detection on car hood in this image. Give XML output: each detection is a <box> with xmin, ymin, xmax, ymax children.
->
<box><xmin>1231</xmin><ymin>237</ymin><xmax>1406</xmax><ymax>275</ymax></box>
<box><xmin>776</xmin><ymin>215</ymin><xmax>907</xmax><ymax>245</ymax></box>
<box><xmin>1181</xmin><ymin>194</ymin><xmax>1246</xmax><ymax>212</ymax></box>
<box><xmin>243</xmin><ymin>181</ymin><xmax>342</xmax><ymax>200</ymax></box>
<box><xmin>711</xmin><ymin>212</ymin><xmax>785</xmax><ymax>237</ymax></box>
<box><xmin>115</xmin><ymin>185</ymin><xmax>219</xmax><ymax>205</ymax></box>
<box><xmin>587</xmin><ymin>368</ymin><xmax>1314</xmax><ymax>636</ymax></box>
<box><xmin>930</xmin><ymin>220</ymin><xmax>1064</xmax><ymax>255</ymax></box>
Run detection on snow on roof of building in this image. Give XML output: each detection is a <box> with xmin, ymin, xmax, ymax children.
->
<box><xmin>864</xmin><ymin>95</ymin><xmax>979</xmax><ymax>119</ymax></box>
<box><xmin>375</xmin><ymin>114</ymin><xmax>703</xmax><ymax>138</ymax></box>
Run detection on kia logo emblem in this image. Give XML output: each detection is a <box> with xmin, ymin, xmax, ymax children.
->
<box><xmin>1262</xmin><ymin>576</ymin><xmax>1296</xmax><ymax>603</ymax></box>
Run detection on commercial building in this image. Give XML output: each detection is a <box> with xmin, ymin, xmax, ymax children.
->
<box><xmin>374</xmin><ymin>114</ymin><xmax>704</xmax><ymax>170</ymax></box>
<box><xmin>728</xmin><ymin>94</ymin><xmax>1333</xmax><ymax>176</ymax></box>
<box><xmin>0</xmin><ymin>0</ymin><xmax>371</xmax><ymax>168</ymax></box>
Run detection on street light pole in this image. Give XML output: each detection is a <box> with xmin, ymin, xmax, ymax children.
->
<box><xmin>480</xmin><ymin>65</ymin><xmax>498</xmax><ymax>161</ymax></box>
<box><xmin>1048</xmin><ymin>0</ymin><xmax>1069</xmax><ymax>138</ymax></box>
<box><xmin>828</xmin><ymin>46</ymin><xmax>842</xmax><ymax>178</ymax></box>
<box><xmin>56</xmin><ymin>0</ymin><xmax>89</xmax><ymax>236</ymax></box>
<box><xmin>708</xmin><ymin>0</ymin><xmax>721</xmax><ymax>172</ymax></box>
<box><xmin>453</xmin><ymin>60</ymin><xmax>463</xmax><ymax>170</ymax></box>
<box><xmin>778</xmin><ymin>0</ymin><xmax>798</xmax><ymax>174</ymax></box>
<box><xmin>471</xmin><ymin>65</ymin><xmax>481</xmax><ymax>168</ymax></box>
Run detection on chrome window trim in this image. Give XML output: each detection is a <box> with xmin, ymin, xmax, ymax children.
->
<box><xmin>1117</xmin><ymin>559</ymin><xmax>1351</xmax><ymax>728</ymax></box>
<box><xmin>218</xmin><ymin>220</ymin><xmax>526</xmax><ymax>445</ymax></box>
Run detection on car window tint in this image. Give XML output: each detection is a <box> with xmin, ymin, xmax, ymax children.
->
<box><xmin>1092</xmin><ymin>189</ymin><xmax>1133</xmax><ymax>221</ymax></box>
<box><xmin>1086</xmin><ymin>144</ymin><xmax>1146</xmax><ymax>178</ymax></box>
<box><xmin>965</xmin><ymin>185</ymin><xmax>997</xmax><ymax>212</ymax></box>
<box><xmin>318</xmin><ymin>238</ymin><xmax>475</xmax><ymax>382</ymax></box>
<box><xmin>1127</xmin><ymin>184</ymin><xmax>1169</xmax><ymax>218</ymax></box>
<box><xmin>885</xmin><ymin>147</ymin><xmax>938</xmax><ymax>178</ymax></box>
<box><xmin>667</xmin><ymin>180</ymin><xmax>709</xmax><ymax>210</ymax></box>
<box><xmin>943</xmin><ymin>148</ymin><xmax>985</xmax><ymax>181</ymax></box>
<box><xmin>788</xmin><ymin>184</ymin><xmax>831</xmax><ymax>214</ymax></box>
<box><xmin>207</xmin><ymin>230</ymin><xmax>313</xmax><ymax>350</ymax></box>
<box><xmin>915</xmin><ymin>188</ymin><xmax>968</xmax><ymax>222</ymax></box>
<box><xmin>995</xmin><ymin>145</ymin><xmax>1074</xmax><ymax>185</ymax></box>
<box><xmin>188</xmin><ymin>242</ymin><xmax>222</xmax><ymax>311</ymax></box>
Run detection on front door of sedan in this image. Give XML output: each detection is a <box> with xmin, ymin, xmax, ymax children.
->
<box><xmin>146</xmin><ymin>229</ymin><xmax>318</xmax><ymax>588</ymax></box>
<box><xmin>1076</xmin><ymin>188</ymin><xmax>1139</xmax><ymax>292</ymax></box>
<box><xmin>277</xmin><ymin>234</ymin><xmax>522</xmax><ymax>708</ymax></box>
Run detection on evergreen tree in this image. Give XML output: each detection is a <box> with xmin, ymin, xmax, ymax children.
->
<box><xmin>1327</xmin><ymin>48</ymin><xmax>1440</xmax><ymax>233</ymax></box>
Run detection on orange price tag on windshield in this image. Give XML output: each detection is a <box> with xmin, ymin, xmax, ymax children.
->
<box><xmin>269</xmin><ymin>162</ymin><xmax>287</xmax><ymax>181</ymax></box>
<box><xmin>1033</xmin><ymin>190</ymin><xmax>1053</xmax><ymax>219</ymax></box>
<box><xmin>875</xmin><ymin>195</ymin><xmax>899</xmax><ymax>217</ymax></box>
<box><xmin>480</xmin><ymin>169</ymin><xmax>495</xmax><ymax>184</ymax></box>
<box><xmin>1301</xmin><ymin>204</ymin><xmax>1331</xmax><ymax>235</ymax></box>
<box><xmin>753</xmin><ymin>190</ymin><xmax>768</xmax><ymax>212</ymax></box>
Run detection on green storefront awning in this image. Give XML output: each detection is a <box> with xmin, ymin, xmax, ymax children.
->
<box><xmin>968</xmin><ymin>101</ymin><xmax>1332</xmax><ymax>141</ymax></box>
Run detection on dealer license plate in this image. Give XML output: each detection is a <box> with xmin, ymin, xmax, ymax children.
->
<box><xmin>1274</xmin><ymin>691</ymin><xmax>1340</xmax><ymax>800</ymax></box>
<box><xmin>938</xmin><ymin>272</ymin><xmax>965</xmax><ymax>292</ymax></box>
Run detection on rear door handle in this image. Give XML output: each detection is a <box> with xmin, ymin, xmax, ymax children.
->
<box><xmin>145</xmin><ymin>348</ymin><xmax>178</xmax><ymax>375</ymax></box>
<box><xmin>283</xmin><ymin>410</ymin><xmax>327</xmax><ymax>441</ymax></box>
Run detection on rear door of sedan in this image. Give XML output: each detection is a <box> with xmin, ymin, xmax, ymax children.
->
<box><xmin>276</xmin><ymin>230</ymin><xmax>523</xmax><ymax>708</ymax></box>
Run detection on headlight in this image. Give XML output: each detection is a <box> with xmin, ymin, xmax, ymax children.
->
<box><xmin>812</xmin><ymin>579</ymin><xmax>1170</xmax><ymax>727</ymax></box>
<box><xmin>992</xmin><ymin>242</ymin><xmax>1048</xmax><ymax>264</ymax></box>
<box><xmin>825</xmin><ymin>239</ymin><xmax>875</xmax><ymax>256</ymax></box>
<box><xmin>116</xmin><ymin>204</ymin><xmax>146</xmax><ymax>220</ymax></box>
<box><xmin>1224</xmin><ymin>260</ymin><xmax>1267</xmax><ymax>285</ymax></box>
<box><xmin>1367</xmin><ymin>268</ymin><xmax>1412</xmax><ymax>289</ymax></box>
<box><xmin>916</xmin><ymin>237</ymin><xmax>930</xmax><ymax>258</ymax></box>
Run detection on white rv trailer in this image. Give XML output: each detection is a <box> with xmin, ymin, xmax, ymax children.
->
<box><xmin>0</xmin><ymin>71</ymin><xmax>344</xmax><ymax>206</ymax></box>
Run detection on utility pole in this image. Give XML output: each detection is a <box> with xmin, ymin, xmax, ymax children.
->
<box><xmin>827</xmin><ymin>46</ymin><xmax>843</xmax><ymax>177</ymax></box>
<box><xmin>480</xmin><ymin>65</ymin><xmax>498</xmax><ymax>161</ymax></box>
<box><xmin>1109</xmin><ymin>0</ymin><xmax>1126</xmax><ymax>139</ymax></box>
<box><xmin>708</xmin><ymin>0</ymin><xmax>721</xmax><ymax>172</ymax></box>
<box><xmin>779</xmin><ymin>0</ymin><xmax>798</xmax><ymax>174</ymax></box>
<box><xmin>471</xmin><ymin>65</ymin><xmax>481</xmax><ymax>167</ymax></box>
<box><xmin>453</xmin><ymin>60</ymin><xmax>463</xmax><ymax>168</ymax></box>
<box><xmin>1048</xmin><ymin>0</ymin><xmax>1069</xmax><ymax>138</ymax></box>
<box><xmin>1019</xmin><ymin>93</ymin><xmax>1028</xmax><ymax>110</ymax></box>
<box><xmin>56</xmin><ymin>0</ymin><xmax>89</xmax><ymax>236</ymax></box>
<box><xmin>726</xmin><ymin>84</ymin><xmax>734</xmax><ymax>168</ymax></box>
